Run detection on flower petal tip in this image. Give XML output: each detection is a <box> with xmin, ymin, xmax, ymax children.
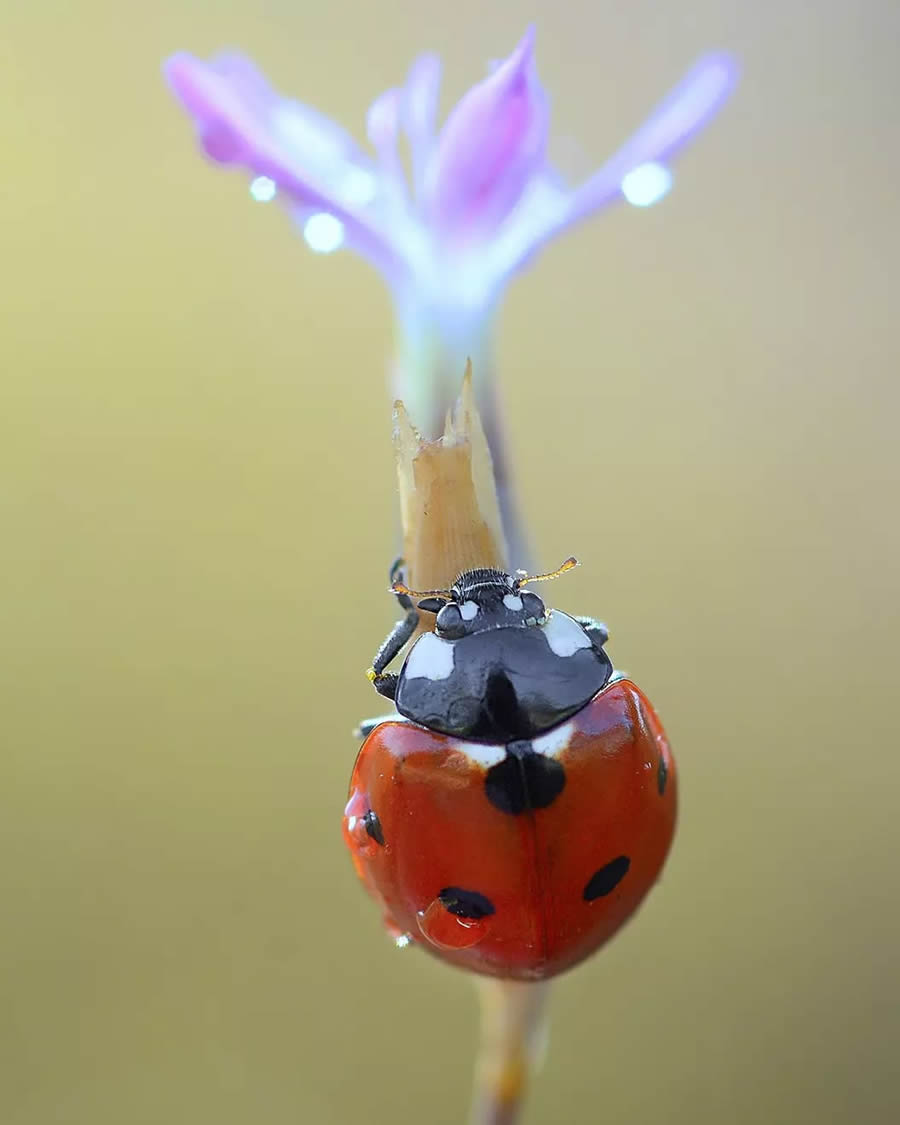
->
<box><xmin>508</xmin><ymin>24</ymin><xmax>537</xmax><ymax>66</ymax></box>
<box><xmin>423</xmin><ymin>27</ymin><xmax>550</xmax><ymax>238</ymax></box>
<box><xmin>683</xmin><ymin>51</ymin><xmax>741</xmax><ymax>115</ymax></box>
<box><xmin>162</xmin><ymin>51</ymin><xmax>194</xmax><ymax>101</ymax></box>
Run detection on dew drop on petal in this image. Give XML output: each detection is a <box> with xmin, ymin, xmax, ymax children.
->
<box><xmin>303</xmin><ymin>212</ymin><xmax>345</xmax><ymax>253</ymax></box>
<box><xmin>416</xmin><ymin>898</ymin><xmax>490</xmax><ymax>950</ymax></box>
<box><xmin>621</xmin><ymin>161</ymin><xmax>673</xmax><ymax>207</ymax></box>
<box><xmin>249</xmin><ymin>175</ymin><xmax>277</xmax><ymax>202</ymax></box>
<box><xmin>339</xmin><ymin>166</ymin><xmax>378</xmax><ymax>206</ymax></box>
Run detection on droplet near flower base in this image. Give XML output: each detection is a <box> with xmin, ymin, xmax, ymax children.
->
<box><xmin>416</xmin><ymin>898</ymin><xmax>491</xmax><ymax>950</ymax></box>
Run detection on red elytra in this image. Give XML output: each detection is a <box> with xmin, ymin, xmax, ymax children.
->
<box><xmin>343</xmin><ymin>678</ymin><xmax>676</xmax><ymax>980</ymax></box>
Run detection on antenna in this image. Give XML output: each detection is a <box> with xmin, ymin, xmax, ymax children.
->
<box><xmin>390</xmin><ymin>580</ymin><xmax>453</xmax><ymax>601</ymax></box>
<box><xmin>514</xmin><ymin>556</ymin><xmax>580</xmax><ymax>589</ymax></box>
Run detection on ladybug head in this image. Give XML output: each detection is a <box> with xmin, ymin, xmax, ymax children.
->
<box><xmin>391</xmin><ymin>557</ymin><xmax>579</xmax><ymax>640</ymax></box>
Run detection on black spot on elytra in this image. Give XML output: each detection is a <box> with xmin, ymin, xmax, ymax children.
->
<box><xmin>657</xmin><ymin>753</ymin><xmax>668</xmax><ymax>796</ymax></box>
<box><xmin>584</xmin><ymin>856</ymin><xmax>631</xmax><ymax>901</ymax></box>
<box><xmin>363</xmin><ymin>810</ymin><xmax>385</xmax><ymax>847</ymax></box>
<box><xmin>484</xmin><ymin>741</ymin><xmax>566</xmax><ymax>815</ymax></box>
<box><xmin>438</xmin><ymin>887</ymin><xmax>495</xmax><ymax>920</ymax></box>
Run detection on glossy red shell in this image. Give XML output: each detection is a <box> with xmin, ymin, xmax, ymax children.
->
<box><xmin>343</xmin><ymin>679</ymin><xmax>677</xmax><ymax>980</ymax></box>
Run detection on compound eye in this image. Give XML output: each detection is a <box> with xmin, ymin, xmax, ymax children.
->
<box><xmin>435</xmin><ymin>603</ymin><xmax>465</xmax><ymax>638</ymax></box>
<box><xmin>521</xmin><ymin>592</ymin><xmax>545</xmax><ymax>622</ymax></box>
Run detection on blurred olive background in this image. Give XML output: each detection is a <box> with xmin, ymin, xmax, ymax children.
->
<box><xmin>3</xmin><ymin>1</ymin><xmax>899</xmax><ymax>1123</ymax></box>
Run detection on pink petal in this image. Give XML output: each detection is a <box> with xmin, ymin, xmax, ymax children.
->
<box><xmin>401</xmin><ymin>52</ymin><xmax>442</xmax><ymax>194</ymax></box>
<box><xmin>367</xmin><ymin>86</ymin><xmax>407</xmax><ymax>202</ymax></box>
<box><xmin>423</xmin><ymin>27</ymin><xmax>549</xmax><ymax>241</ymax></box>
<box><xmin>164</xmin><ymin>51</ymin><xmax>399</xmax><ymax>272</ymax></box>
<box><xmin>567</xmin><ymin>52</ymin><xmax>738</xmax><ymax>222</ymax></box>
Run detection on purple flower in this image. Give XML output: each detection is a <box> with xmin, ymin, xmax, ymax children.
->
<box><xmin>166</xmin><ymin>29</ymin><xmax>734</xmax><ymax>292</ymax></box>
<box><xmin>164</xmin><ymin>30</ymin><xmax>736</xmax><ymax>434</ymax></box>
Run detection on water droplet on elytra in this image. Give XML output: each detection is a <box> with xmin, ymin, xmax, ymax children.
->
<box><xmin>343</xmin><ymin>789</ymin><xmax>378</xmax><ymax>858</ymax></box>
<box><xmin>381</xmin><ymin>913</ymin><xmax>414</xmax><ymax>950</ymax></box>
<box><xmin>416</xmin><ymin>898</ymin><xmax>490</xmax><ymax>950</ymax></box>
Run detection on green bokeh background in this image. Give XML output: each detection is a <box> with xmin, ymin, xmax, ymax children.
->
<box><xmin>3</xmin><ymin>2</ymin><xmax>898</xmax><ymax>1122</ymax></box>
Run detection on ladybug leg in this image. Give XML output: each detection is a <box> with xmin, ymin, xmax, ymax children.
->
<box><xmin>368</xmin><ymin>606</ymin><xmax>419</xmax><ymax>677</ymax></box>
<box><xmin>574</xmin><ymin>615</ymin><xmax>609</xmax><ymax>650</ymax></box>
<box><xmin>389</xmin><ymin>557</ymin><xmax>415</xmax><ymax>611</ymax></box>
<box><xmin>365</xmin><ymin>558</ymin><xmax>419</xmax><ymax>699</ymax></box>
<box><xmin>366</xmin><ymin>563</ymin><xmax>420</xmax><ymax>697</ymax></box>
<box><xmin>369</xmin><ymin>671</ymin><xmax>400</xmax><ymax>700</ymax></box>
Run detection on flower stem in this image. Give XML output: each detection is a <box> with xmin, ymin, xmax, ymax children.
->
<box><xmin>393</xmin><ymin>362</ymin><xmax>548</xmax><ymax>1124</ymax></box>
<box><xmin>469</xmin><ymin>979</ymin><xmax>551</xmax><ymax>1125</ymax></box>
<box><xmin>391</xmin><ymin>300</ymin><xmax>531</xmax><ymax>570</ymax></box>
<box><xmin>393</xmin><ymin>360</ymin><xmax>508</xmax><ymax>591</ymax></box>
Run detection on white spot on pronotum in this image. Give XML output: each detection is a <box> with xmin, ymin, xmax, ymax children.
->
<box><xmin>503</xmin><ymin>594</ymin><xmax>524</xmax><ymax>611</ymax></box>
<box><xmin>460</xmin><ymin>601</ymin><xmax>479</xmax><ymax>621</ymax></box>
<box><xmin>403</xmin><ymin>631</ymin><xmax>455</xmax><ymax>681</ymax></box>
<box><xmin>531</xmin><ymin>721</ymin><xmax>576</xmax><ymax>759</ymax></box>
<box><xmin>543</xmin><ymin>612</ymin><xmax>593</xmax><ymax>658</ymax></box>
<box><xmin>395</xmin><ymin>933</ymin><xmax>412</xmax><ymax>949</ymax></box>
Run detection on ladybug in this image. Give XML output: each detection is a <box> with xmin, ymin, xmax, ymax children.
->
<box><xmin>343</xmin><ymin>557</ymin><xmax>676</xmax><ymax>980</ymax></box>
